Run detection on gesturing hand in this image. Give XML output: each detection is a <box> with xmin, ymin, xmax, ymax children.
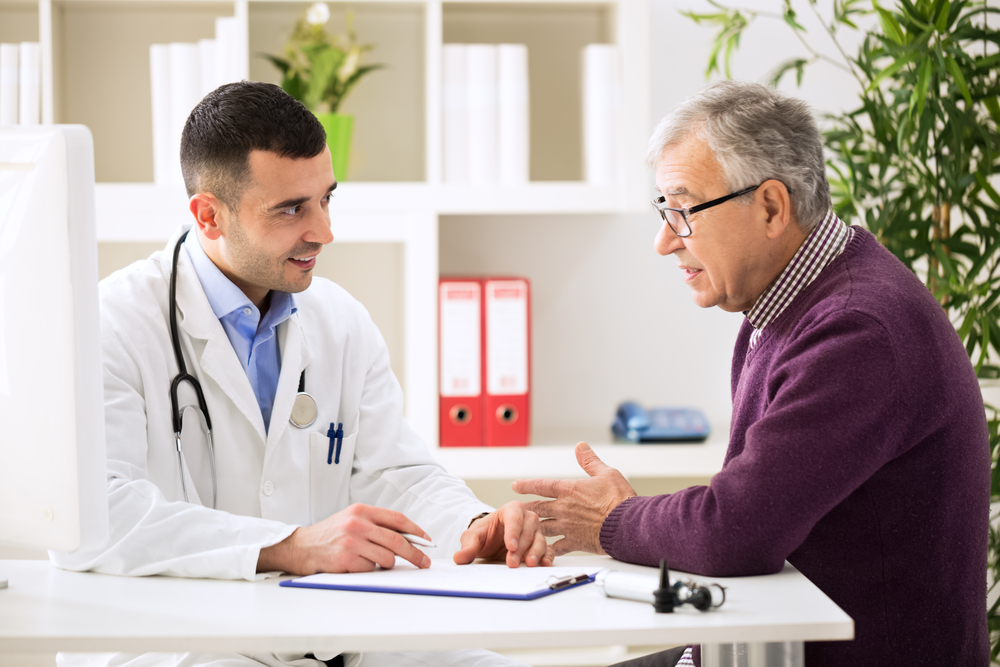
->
<box><xmin>453</xmin><ymin>501</ymin><xmax>554</xmax><ymax>568</ymax></box>
<box><xmin>257</xmin><ymin>504</ymin><xmax>433</xmax><ymax>575</ymax></box>
<box><xmin>512</xmin><ymin>442</ymin><xmax>637</xmax><ymax>556</ymax></box>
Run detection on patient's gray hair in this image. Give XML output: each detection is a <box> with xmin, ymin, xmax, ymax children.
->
<box><xmin>646</xmin><ymin>81</ymin><xmax>831</xmax><ymax>232</ymax></box>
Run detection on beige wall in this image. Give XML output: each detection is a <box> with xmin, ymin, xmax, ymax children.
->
<box><xmin>0</xmin><ymin>1</ymin><xmax>38</xmax><ymax>44</ymax></box>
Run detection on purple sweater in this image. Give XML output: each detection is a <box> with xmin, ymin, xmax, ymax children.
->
<box><xmin>600</xmin><ymin>228</ymin><xmax>990</xmax><ymax>665</ymax></box>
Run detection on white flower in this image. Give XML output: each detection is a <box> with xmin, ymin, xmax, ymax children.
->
<box><xmin>306</xmin><ymin>2</ymin><xmax>330</xmax><ymax>26</ymax></box>
<box><xmin>337</xmin><ymin>48</ymin><xmax>360</xmax><ymax>82</ymax></box>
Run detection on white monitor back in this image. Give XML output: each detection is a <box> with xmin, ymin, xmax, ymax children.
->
<box><xmin>0</xmin><ymin>126</ymin><xmax>108</xmax><ymax>553</ymax></box>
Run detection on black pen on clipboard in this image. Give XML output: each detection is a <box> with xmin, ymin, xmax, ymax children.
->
<box><xmin>547</xmin><ymin>573</ymin><xmax>591</xmax><ymax>590</ymax></box>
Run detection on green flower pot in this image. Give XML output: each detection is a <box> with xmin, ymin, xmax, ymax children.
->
<box><xmin>315</xmin><ymin>112</ymin><xmax>354</xmax><ymax>182</ymax></box>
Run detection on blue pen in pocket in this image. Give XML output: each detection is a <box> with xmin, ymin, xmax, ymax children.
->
<box><xmin>327</xmin><ymin>422</ymin><xmax>344</xmax><ymax>465</ymax></box>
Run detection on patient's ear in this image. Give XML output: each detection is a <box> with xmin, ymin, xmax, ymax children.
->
<box><xmin>760</xmin><ymin>180</ymin><xmax>794</xmax><ymax>240</ymax></box>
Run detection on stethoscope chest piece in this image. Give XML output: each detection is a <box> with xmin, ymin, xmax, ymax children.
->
<box><xmin>290</xmin><ymin>392</ymin><xmax>318</xmax><ymax>428</ymax></box>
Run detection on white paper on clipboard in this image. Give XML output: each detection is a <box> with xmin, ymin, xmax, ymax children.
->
<box><xmin>281</xmin><ymin>561</ymin><xmax>604</xmax><ymax>601</ymax></box>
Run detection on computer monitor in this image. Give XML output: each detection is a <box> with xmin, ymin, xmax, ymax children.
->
<box><xmin>0</xmin><ymin>126</ymin><xmax>108</xmax><ymax>586</ymax></box>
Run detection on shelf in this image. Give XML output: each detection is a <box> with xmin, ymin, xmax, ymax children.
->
<box><xmin>93</xmin><ymin>181</ymin><xmax>631</xmax><ymax>242</ymax></box>
<box><xmin>433</xmin><ymin>425</ymin><xmax>729</xmax><ymax>481</ymax></box>
<box><xmin>38</xmin><ymin>0</ymin><xmax>649</xmax><ymax>449</ymax></box>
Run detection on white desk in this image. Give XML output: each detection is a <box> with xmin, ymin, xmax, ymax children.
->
<box><xmin>0</xmin><ymin>556</ymin><xmax>851</xmax><ymax>666</ymax></box>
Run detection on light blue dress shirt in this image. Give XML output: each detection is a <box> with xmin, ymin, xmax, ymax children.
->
<box><xmin>184</xmin><ymin>230</ymin><xmax>296</xmax><ymax>432</ymax></box>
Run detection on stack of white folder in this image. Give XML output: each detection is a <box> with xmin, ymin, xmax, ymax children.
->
<box><xmin>442</xmin><ymin>43</ymin><xmax>530</xmax><ymax>186</ymax></box>
<box><xmin>150</xmin><ymin>17</ymin><xmax>244</xmax><ymax>187</ymax></box>
<box><xmin>0</xmin><ymin>43</ymin><xmax>41</xmax><ymax>127</ymax></box>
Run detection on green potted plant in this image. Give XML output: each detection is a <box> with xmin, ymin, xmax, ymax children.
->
<box><xmin>263</xmin><ymin>2</ymin><xmax>384</xmax><ymax>181</ymax></box>
<box><xmin>685</xmin><ymin>0</ymin><xmax>1000</xmax><ymax>657</ymax></box>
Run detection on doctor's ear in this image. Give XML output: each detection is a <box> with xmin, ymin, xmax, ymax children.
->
<box><xmin>188</xmin><ymin>193</ymin><xmax>228</xmax><ymax>241</ymax></box>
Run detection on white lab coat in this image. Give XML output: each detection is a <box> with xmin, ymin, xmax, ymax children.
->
<box><xmin>52</xmin><ymin>227</ymin><xmax>501</xmax><ymax>667</ymax></box>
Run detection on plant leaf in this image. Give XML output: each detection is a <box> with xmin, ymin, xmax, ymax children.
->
<box><xmin>874</xmin><ymin>3</ymin><xmax>906</xmax><ymax>45</ymax></box>
<box><xmin>261</xmin><ymin>53</ymin><xmax>292</xmax><ymax>75</ymax></box>
<box><xmin>944</xmin><ymin>54</ymin><xmax>974</xmax><ymax>106</ymax></box>
<box><xmin>985</xmin><ymin>96</ymin><xmax>1000</xmax><ymax>126</ymax></box>
<box><xmin>976</xmin><ymin>171</ymin><xmax>1000</xmax><ymax>208</ymax></box>
<box><xmin>770</xmin><ymin>57</ymin><xmax>811</xmax><ymax>87</ymax></box>
<box><xmin>934</xmin><ymin>0</ymin><xmax>951</xmax><ymax>31</ymax></box>
<box><xmin>304</xmin><ymin>47</ymin><xmax>338</xmax><ymax>111</ymax></box>
<box><xmin>783</xmin><ymin>6</ymin><xmax>807</xmax><ymax>31</ymax></box>
<box><xmin>867</xmin><ymin>51</ymin><xmax>918</xmax><ymax>90</ymax></box>
<box><xmin>335</xmin><ymin>64</ymin><xmax>386</xmax><ymax>112</ymax></box>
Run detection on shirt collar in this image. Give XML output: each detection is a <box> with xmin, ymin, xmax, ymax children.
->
<box><xmin>745</xmin><ymin>210</ymin><xmax>852</xmax><ymax>334</ymax></box>
<box><xmin>183</xmin><ymin>229</ymin><xmax>298</xmax><ymax>322</ymax></box>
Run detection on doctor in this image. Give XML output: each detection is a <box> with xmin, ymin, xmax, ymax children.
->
<box><xmin>53</xmin><ymin>81</ymin><xmax>550</xmax><ymax>667</ymax></box>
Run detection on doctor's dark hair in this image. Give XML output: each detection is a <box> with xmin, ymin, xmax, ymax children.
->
<box><xmin>645</xmin><ymin>81</ymin><xmax>831</xmax><ymax>232</ymax></box>
<box><xmin>180</xmin><ymin>81</ymin><xmax>328</xmax><ymax>210</ymax></box>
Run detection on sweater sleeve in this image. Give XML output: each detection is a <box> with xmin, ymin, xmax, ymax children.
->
<box><xmin>599</xmin><ymin>310</ymin><xmax>901</xmax><ymax>577</ymax></box>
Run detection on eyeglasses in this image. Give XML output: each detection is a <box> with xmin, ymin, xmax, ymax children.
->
<box><xmin>651</xmin><ymin>183</ymin><xmax>764</xmax><ymax>238</ymax></box>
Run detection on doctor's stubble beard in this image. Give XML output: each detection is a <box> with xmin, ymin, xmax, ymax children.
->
<box><xmin>225</xmin><ymin>214</ymin><xmax>325</xmax><ymax>295</ymax></box>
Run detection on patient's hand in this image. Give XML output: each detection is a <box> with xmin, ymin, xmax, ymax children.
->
<box><xmin>512</xmin><ymin>442</ymin><xmax>636</xmax><ymax>555</ymax></box>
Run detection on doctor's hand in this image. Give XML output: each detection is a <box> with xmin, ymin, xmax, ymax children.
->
<box><xmin>453</xmin><ymin>501</ymin><xmax>554</xmax><ymax>568</ymax></box>
<box><xmin>512</xmin><ymin>442</ymin><xmax>637</xmax><ymax>556</ymax></box>
<box><xmin>257</xmin><ymin>504</ymin><xmax>432</xmax><ymax>575</ymax></box>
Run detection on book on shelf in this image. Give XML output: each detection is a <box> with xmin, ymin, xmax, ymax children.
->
<box><xmin>466</xmin><ymin>44</ymin><xmax>498</xmax><ymax>185</ymax></box>
<box><xmin>149</xmin><ymin>17</ymin><xmax>244</xmax><ymax>187</ymax></box>
<box><xmin>0</xmin><ymin>44</ymin><xmax>17</xmax><ymax>126</ymax></box>
<box><xmin>214</xmin><ymin>17</ymin><xmax>243</xmax><ymax>88</ymax></box>
<box><xmin>442</xmin><ymin>44</ymin><xmax>529</xmax><ymax>186</ymax></box>
<box><xmin>168</xmin><ymin>42</ymin><xmax>200</xmax><ymax>187</ymax></box>
<box><xmin>581</xmin><ymin>44</ymin><xmax>620</xmax><ymax>186</ymax></box>
<box><xmin>18</xmin><ymin>42</ymin><xmax>39</xmax><ymax>126</ymax></box>
<box><xmin>442</xmin><ymin>44</ymin><xmax>467</xmax><ymax>184</ymax></box>
<box><xmin>497</xmin><ymin>44</ymin><xmax>529</xmax><ymax>186</ymax></box>
<box><xmin>1</xmin><ymin>43</ymin><xmax>40</xmax><ymax>126</ymax></box>
<box><xmin>149</xmin><ymin>45</ymin><xmax>171</xmax><ymax>186</ymax></box>
<box><xmin>198</xmin><ymin>39</ymin><xmax>220</xmax><ymax>98</ymax></box>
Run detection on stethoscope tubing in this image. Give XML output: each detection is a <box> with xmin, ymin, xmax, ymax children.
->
<box><xmin>170</xmin><ymin>231</ymin><xmax>218</xmax><ymax>508</ymax></box>
<box><xmin>168</xmin><ymin>230</ymin><xmax>317</xmax><ymax>510</ymax></box>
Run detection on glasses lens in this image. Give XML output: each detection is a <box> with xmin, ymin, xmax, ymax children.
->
<box><xmin>662</xmin><ymin>208</ymin><xmax>689</xmax><ymax>237</ymax></box>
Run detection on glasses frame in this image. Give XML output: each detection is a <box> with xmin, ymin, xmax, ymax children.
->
<box><xmin>651</xmin><ymin>183</ymin><xmax>764</xmax><ymax>238</ymax></box>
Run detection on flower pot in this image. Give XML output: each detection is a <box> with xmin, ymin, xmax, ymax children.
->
<box><xmin>315</xmin><ymin>112</ymin><xmax>354</xmax><ymax>182</ymax></box>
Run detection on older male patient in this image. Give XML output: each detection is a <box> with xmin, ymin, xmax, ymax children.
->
<box><xmin>514</xmin><ymin>81</ymin><xmax>989</xmax><ymax>665</ymax></box>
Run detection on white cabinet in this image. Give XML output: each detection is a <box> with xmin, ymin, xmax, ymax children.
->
<box><xmin>6</xmin><ymin>0</ymin><xmax>652</xmax><ymax>454</ymax></box>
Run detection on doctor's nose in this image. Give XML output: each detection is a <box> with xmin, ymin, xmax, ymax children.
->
<box><xmin>655</xmin><ymin>221</ymin><xmax>685</xmax><ymax>256</ymax></box>
<box><xmin>308</xmin><ymin>210</ymin><xmax>335</xmax><ymax>246</ymax></box>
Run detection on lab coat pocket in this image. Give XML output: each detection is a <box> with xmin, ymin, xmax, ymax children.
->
<box><xmin>309</xmin><ymin>430</ymin><xmax>355</xmax><ymax>525</ymax></box>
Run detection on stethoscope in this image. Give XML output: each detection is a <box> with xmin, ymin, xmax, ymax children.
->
<box><xmin>169</xmin><ymin>230</ymin><xmax>318</xmax><ymax>508</ymax></box>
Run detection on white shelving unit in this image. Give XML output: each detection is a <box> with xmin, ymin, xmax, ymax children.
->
<box><xmin>3</xmin><ymin>0</ymin><xmax>661</xmax><ymax>460</ymax></box>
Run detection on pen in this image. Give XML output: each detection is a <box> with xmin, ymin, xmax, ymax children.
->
<box><xmin>327</xmin><ymin>422</ymin><xmax>344</xmax><ymax>465</ymax></box>
<box><xmin>400</xmin><ymin>533</ymin><xmax>437</xmax><ymax>548</ymax></box>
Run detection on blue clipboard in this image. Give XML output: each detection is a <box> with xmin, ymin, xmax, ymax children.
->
<box><xmin>279</xmin><ymin>563</ymin><xmax>600</xmax><ymax>601</ymax></box>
